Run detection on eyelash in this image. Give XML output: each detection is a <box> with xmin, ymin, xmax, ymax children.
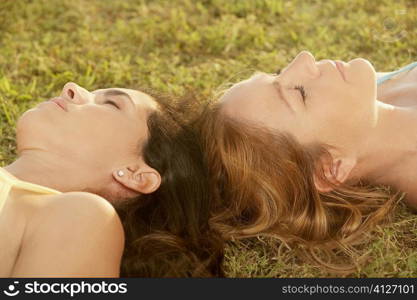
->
<box><xmin>274</xmin><ymin>69</ymin><xmax>307</xmax><ymax>103</ymax></box>
<box><xmin>104</xmin><ymin>100</ymin><xmax>119</xmax><ymax>109</ymax></box>
<box><xmin>294</xmin><ymin>85</ymin><xmax>307</xmax><ymax>103</ymax></box>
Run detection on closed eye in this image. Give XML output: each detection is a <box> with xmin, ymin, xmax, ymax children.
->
<box><xmin>104</xmin><ymin>100</ymin><xmax>119</xmax><ymax>109</ymax></box>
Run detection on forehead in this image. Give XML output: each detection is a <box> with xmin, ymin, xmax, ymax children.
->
<box><xmin>222</xmin><ymin>73</ymin><xmax>267</xmax><ymax>98</ymax></box>
<box><xmin>221</xmin><ymin>74</ymin><xmax>275</xmax><ymax>115</ymax></box>
<box><xmin>94</xmin><ymin>87</ymin><xmax>158</xmax><ymax>111</ymax></box>
<box><xmin>219</xmin><ymin>73</ymin><xmax>294</xmax><ymax>130</ymax></box>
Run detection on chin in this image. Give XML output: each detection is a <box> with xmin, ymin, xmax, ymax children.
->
<box><xmin>15</xmin><ymin>111</ymin><xmax>53</xmax><ymax>154</ymax></box>
<box><xmin>349</xmin><ymin>58</ymin><xmax>376</xmax><ymax>78</ymax></box>
<box><xmin>16</xmin><ymin>109</ymin><xmax>42</xmax><ymax>135</ymax></box>
<box><xmin>348</xmin><ymin>58</ymin><xmax>377</xmax><ymax>95</ymax></box>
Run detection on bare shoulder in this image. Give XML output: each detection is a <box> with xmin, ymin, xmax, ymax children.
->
<box><xmin>16</xmin><ymin>191</ymin><xmax>117</xmax><ymax>218</ymax></box>
<box><xmin>12</xmin><ymin>192</ymin><xmax>125</xmax><ymax>277</ymax></box>
<box><xmin>40</xmin><ymin>191</ymin><xmax>121</xmax><ymax>220</ymax></box>
<box><xmin>47</xmin><ymin>192</ymin><xmax>125</xmax><ymax>248</ymax></box>
<box><xmin>24</xmin><ymin>191</ymin><xmax>124</xmax><ymax>238</ymax></box>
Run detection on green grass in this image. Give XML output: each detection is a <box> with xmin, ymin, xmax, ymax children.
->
<box><xmin>1</xmin><ymin>0</ymin><xmax>416</xmax><ymax>277</ymax></box>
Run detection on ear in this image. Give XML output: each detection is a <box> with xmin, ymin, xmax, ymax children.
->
<box><xmin>112</xmin><ymin>164</ymin><xmax>161</xmax><ymax>195</ymax></box>
<box><xmin>313</xmin><ymin>154</ymin><xmax>357</xmax><ymax>193</ymax></box>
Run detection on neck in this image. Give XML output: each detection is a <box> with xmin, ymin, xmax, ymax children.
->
<box><xmin>351</xmin><ymin>100</ymin><xmax>417</xmax><ymax>196</ymax></box>
<box><xmin>3</xmin><ymin>149</ymin><xmax>99</xmax><ymax>193</ymax></box>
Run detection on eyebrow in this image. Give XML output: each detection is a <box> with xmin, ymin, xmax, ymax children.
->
<box><xmin>103</xmin><ymin>89</ymin><xmax>135</xmax><ymax>109</ymax></box>
<box><xmin>272</xmin><ymin>79</ymin><xmax>294</xmax><ymax>114</ymax></box>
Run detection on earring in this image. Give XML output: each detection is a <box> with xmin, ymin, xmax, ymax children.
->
<box><xmin>117</xmin><ymin>170</ymin><xmax>125</xmax><ymax>177</ymax></box>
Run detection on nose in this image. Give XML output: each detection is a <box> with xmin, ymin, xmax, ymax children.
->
<box><xmin>298</xmin><ymin>50</ymin><xmax>316</xmax><ymax>63</ymax></box>
<box><xmin>61</xmin><ymin>82</ymin><xmax>90</xmax><ymax>104</ymax></box>
<box><xmin>287</xmin><ymin>50</ymin><xmax>319</xmax><ymax>77</ymax></box>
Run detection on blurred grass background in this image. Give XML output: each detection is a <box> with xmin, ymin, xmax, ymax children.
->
<box><xmin>0</xmin><ymin>0</ymin><xmax>417</xmax><ymax>277</ymax></box>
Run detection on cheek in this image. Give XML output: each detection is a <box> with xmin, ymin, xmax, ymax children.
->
<box><xmin>72</xmin><ymin>120</ymin><xmax>134</xmax><ymax>154</ymax></box>
<box><xmin>61</xmin><ymin>124</ymin><xmax>140</xmax><ymax>170</ymax></box>
<box><xmin>16</xmin><ymin>106</ymin><xmax>143</xmax><ymax>166</ymax></box>
<box><xmin>312</xmin><ymin>93</ymin><xmax>354</xmax><ymax>130</ymax></box>
<box><xmin>305</xmin><ymin>95</ymin><xmax>372</xmax><ymax>146</ymax></box>
<box><xmin>288</xmin><ymin>77</ymin><xmax>376</xmax><ymax>147</ymax></box>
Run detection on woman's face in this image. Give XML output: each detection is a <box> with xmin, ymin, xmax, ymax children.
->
<box><xmin>16</xmin><ymin>82</ymin><xmax>158</xmax><ymax>172</ymax></box>
<box><xmin>220</xmin><ymin>50</ymin><xmax>378</xmax><ymax>150</ymax></box>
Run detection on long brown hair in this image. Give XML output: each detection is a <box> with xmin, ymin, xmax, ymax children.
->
<box><xmin>198</xmin><ymin>102</ymin><xmax>405</xmax><ymax>274</ymax></box>
<box><xmin>113</xmin><ymin>90</ymin><xmax>225</xmax><ymax>277</ymax></box>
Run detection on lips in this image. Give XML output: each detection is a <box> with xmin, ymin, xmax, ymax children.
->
<box><xmin>49</xmin><ymin>97</ymin><xmax>68</xmax><ymax>111</ymax></box>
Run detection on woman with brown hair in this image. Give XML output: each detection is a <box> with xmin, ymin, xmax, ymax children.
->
<box><xmin>0</xmin><ymin>82</ymin><xmax>224</xmax><ymax>277</ymax></box>
<box><xmin>198</xmin><ymin>50</ymin><xmax>417</xmax><ymax>273</ymax></box>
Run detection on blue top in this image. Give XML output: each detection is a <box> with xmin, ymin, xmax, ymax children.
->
<box><xmin>376</xmin><ymin>61</ymin><xmax>417</xmax><ymax>86</ymax></box>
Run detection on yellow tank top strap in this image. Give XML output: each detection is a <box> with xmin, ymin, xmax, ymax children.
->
<box><xmin>0</xmin><ymin>167</ymin><xmax>62</xmax><ymax>195</ymax></box>
<box><xmin>0</xmin><ymin>176</ymin><xmax>12</xmax><ymax>213</ymax></box>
